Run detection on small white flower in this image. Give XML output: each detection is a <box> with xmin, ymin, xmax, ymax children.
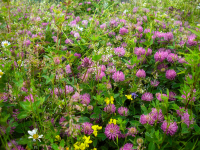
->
<box><xmin>1</xmin><ymin>41</ymin><xmax>11</xmax><ymax>48</ymax></box>
<box><xmin>77</xmin><ymin>26</ymin><xmax>83</xmax><ymax>31</ymax></box>
<box><xmin>123</xmin><ymin>10</ymin><xmax>128</xmax><ymax>14</ymax></box>
<box><xmin>28</xmin><ymin>128</ymin><xmax>43</xmax><ymax>142</ymax></box>
<box><xmin>0</xmin><ymin>69</ymin><xmax>4</xmax><ymax>78</ymax></box>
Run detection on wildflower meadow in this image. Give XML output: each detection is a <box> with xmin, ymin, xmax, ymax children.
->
<box><xmin>0</xmin><ymin>0</ymin><xmax>200</xmax><ymax>149</ymax></box>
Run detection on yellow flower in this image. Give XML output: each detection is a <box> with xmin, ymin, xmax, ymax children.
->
<box><xmin>105</xmin><ymin>97</ymin><xmax>110</xmax><ymax>105</ymax></box>
<box><xmin>108</xmin><ymin>118</ymin><xmax>117</xmax><ymax>125</ymax></box>
<box><xmin>110</xmin><ymin>96</ymin><xmax>114</xmax><ymax>104</ymax></box>
<box><xmin>108</xmin><ymin>118</ymin><xmax>113</xmax><ymax>124</ymax></box>
<box><xmin>92</xmin><ymin>125</ymin><xmax>102</xmax><ymax>130</ymax></box>
<box><xmin>79</xmin><ymin>143</ymin><xmax>86</xmax><ymax>150</ymax></box>
<box><xmin>83</xmin><ymin>136</ymin><xmax>92</xmax><ymax>147</ymax></box>
<box><xmin>0</xmin><ymin>70</ymin><xmax>4</xmax><ymax>78</ymax></box>
<box><xmin>125</xmin><ymin>95</ymin><xmax>133</xmax><ymax>100</ymax></box>
<box><xmin>74</xmin><ymin>142</ymin><xmax>80</xmax><ymax>150</ymax></box>
<box><xmin>92</xmin><ymin>148</ymin><xmax>97</xmax><ymax>150</ymax></box>
<box><xmin>105</xmin><ymin>96</ymin><xmax>114</xmax><ymax>105</ymax></box>
<box><xmin>55</xmin><ymin>135</ymin><xmax>61</xmax><ymax>141</ymax></box>
<box><xmin>92</xmin><ymin>125</ymin><xmax>102</xmax><ymax>136</ymax></box>
<box><xmin>93</xmin><ymin>130</ymin><xmax>98</xmax><ymax>137</ymax></box>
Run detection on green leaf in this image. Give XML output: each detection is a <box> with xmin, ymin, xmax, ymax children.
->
<box><xmin>17</xmin><ymin>112</ymin><xmax>29</xmax><ymax>119</ymax></box>
<box><xmin>90</xmin><ymin>35</ymin><xmax>99</xmax><ymax>41</ymax></box>
<box><xmin>148</xmin><ymin>142</ymin><xmax>155</xmax><ymax>150</ymax></box>
<box><xmin>141</xmin><ymin>105</ymin><xmax>148</xmax><ymax>115</ymax></box>
<box><xmin>97</xmin><ymin>133</ymin><xmax>107</xmax><ymax>141</ymax></box>
<box><xmin>0</xmin><ymin>114</ymin><xmax>10</xmax><ymax>124</ymax></box>
<box><xmin>18</xmin><ymin>137</ymin><xmax>29</xmax><ymax>145</ymax></box>
<box><xmin>145</xmin><ymin>132</ymin><xmax>153</xmax><ymax>142</ymax></box>
<box><xmin>194</xmin><ymin>124</ymin><xmax>200</xmax><ymax>134</ymax></box>
<box><xmin>187</xmin><ymin>28</ymin><xmax>200</xmax><ymax>38</ymax></box>
<box><xmin>93</xmin><ymin>139</ymin><xmax>98</xmax><ymax>147</ymax></box>
<box><xmin>168</xmin><ymin>136</ymin><xmax>172</xmax><ymax>146</ymax></box>
<box><xmin>6</xmin><ymin>126</ymin><xmax>11</xmax><ymax>135</ymax></box>
<box><xmin>92</xmin><ymin>54</ymin><xmax>103</xmax><ymax>61</ymax></box>
<box><xmin>172</xmin><ymin>103</ymin><xmax>179</xmax><ymax>110</ymax></box>
<box><xmin>52</xmin><ymin>143</ymin><xmax>59</xmax><ymax>150</ymax></box>
<box><xmin>181</xmin><ymin>123</ymin><xmax>189</xmax><ymax>134</ymax></box>
<box><xmin>59</xmin><ymin>139</ymin><xmax>65</xmax><ymax>147</ymax></box>
<box><xmin>78</xmin><ymin>116</ymin><xmax>90</xmax><ymax>123</ymax></box>
<box><xmin>19</xmin><ymin>101</ymin><xmax>31</xmax><ymax>111</ymax></box>
<box><xmin>130</xmin><ymin>120</ymin><xmax>139</xmax><ymax>126</ymax></box>
<box><xmin>2</xmin><ymin>0</ymin><xmax>10</xmax><ymax>2</ymax></box>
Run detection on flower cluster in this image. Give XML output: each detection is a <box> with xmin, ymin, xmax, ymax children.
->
<box><xmin>140</xmin><ymin>108</ymin><xmax>164</xmax><ymax>125</ymax></box>
<box><xmin>104</xmin><ymin>96</ymin><xmax>114</xmax><ymax>105</ymax></box>
<box><xmin>92</xmin><ymin>125</ymin><xmax>102</xmax><ymax>137</ymax></box>
<box><xmin>161</xmin><ymin>121</ymin><xmax>178</xmax><ymax>136</ymax></box>
<box><xmin>73</xmin><ymin>136</ymin><xmax>92</xmax><ymax>150</ymax></box>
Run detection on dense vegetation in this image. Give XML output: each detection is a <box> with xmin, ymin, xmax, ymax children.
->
<box><xmin>0</xmin><ymin>0</ymin><xmax>200</xmax><ymax>149</ymax></box>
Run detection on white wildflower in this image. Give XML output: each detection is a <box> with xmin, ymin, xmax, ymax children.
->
<box><xmin>1</xmin><ymin>41</ymin><xmax>11</xmax><ymax>48</ymax></box>
<box><xmin>123</xmin><ymin>9</ymin><xmax>128</xmax><ymax>14</ymax></box>
<box><xmin>0</xmin><ymin>69</ymin><xmax>4</xmax><ymax>78</ymax></box>
<box><xmin>28</xmin><ymin>128</ymin><xmax>43</xmax><ymax>142</ymax></box>
<box><xmin>76</xmin><ymin>25</ymin><xmax>83</xmax><ymax>31</ymax></box>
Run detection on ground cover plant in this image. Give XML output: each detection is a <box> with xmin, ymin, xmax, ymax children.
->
<box><xmin>0</xmin><ymin>0</ymin><xmax>200</xmax><ymax>149</ymax></box>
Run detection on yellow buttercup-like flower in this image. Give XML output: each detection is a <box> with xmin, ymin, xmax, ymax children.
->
<box><xmin>110</xmin><ymin>96</ymin><xmax>114</xmax><ymax>104</ymax></box>
<box><xmin>83</xmin><ymin>136</ymin><xmax>92</xmax><ymax>147</ymax></box>
<box><xmin>104</xmin><ymin>96</ymin><xmax>114</xmax><ymax>105</ymax></box>
<box><xmin>93</xmin><ymin>130</ymin><xmax>98</xmax><ymax>137</ymax></box>
<box><xmin>92</xmin><ymin>125</ymin><xmax>102</xmax><ymax>136</ymax></box>
<box><xmin>79</xmin><ymin>143</ymin><xmax>86</xmax><ymax>150</ymax></box>
<box><xmin>109</xmin><ymin>118</ymin><xmax>117</xmax><ymax>125</ymax></box>
<box><xmin>105</xmin><ymin>97</ymin><xmax>110</xmax><ymax>105</ymax></box>
<box><xmin>55</xmin><ymin>135</ymin><xmax>61</xmax><ymax>141</ymax></box>
<box><xmin>125</xmin><ymin>95</ymin><xmax>133</xmax><ymax>100</ymax></box>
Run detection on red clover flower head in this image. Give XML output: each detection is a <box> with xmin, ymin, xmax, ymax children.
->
<box><xmin>156</xmin><ymin>93</ymin><xmax>168</xmax><ymax>101</ymax></box>
<box><xmin>65</xmin><ymin>64</ymin><xmax>72</xmax><ymax>74</ymax></box>
<box><xmin>169</xmin><ymin>91</ymin><xmax>176</xmax><ymax>101</ymax></box>
<box><xmin>164</xmin><ymin>32</ymin><xmax>174</xmax><ymax>41</ymax></box>
<box><xmin>112</xmin><ymin>71</ymin><xmax>125</xmax><ymax>82</ymax></box>
<box><xmin>82</xmin><ymin>122</ymin><xmax>93</xmax><ymax>135</ymax></box>
<box><xmin>154</xmin><ymin>51</ymin><xmax>168</xmax><ymax>62</ymax></box>
<box><xmin>119</xmin><ymin>27</ymin><xmax>128</xmax><ymax>35</ymax></box>
<box><xmin>141</xmin><ymin>92</ymin><xmax>153</xmax><ymax>101</ymax></box>
<box><xmin>166</xmin><ymin>69</ymin><xmax>177</xmax><ymax>80</ymax></box>
<box><xmin>167</xmin><ymin>53</ymin><xmax>178</xmax><ymax>63</ymax></box>
<box><xmin>80</xmin><ymin>93</ymin><xmax>91</xmax><ymax>105</ymax></box>
<box><xmin>157</xmin><ymin>63</ymin><xmax>168</xmax><ymax>72</ymax></box>
<box><xmin>181</xmin><ymin>112</ymin><xmax>195</xmax><ymax>127</ymax></box>
<box><xmin>81</xmin><ymin>57</ymin><xmax>93</xmax><ymax>68</ymax></box>
<box><xmin>120</xmin><ymin>143</ymin><xmax>134</xmax><ymax>150</ymax></box>
<box><xmin>150</xmin><ymin>108</ymin><xmax>164</xmax><ymax>123</ymax></box>
<box><xmin>114</xmin><ymin>47</ymin><xmax>126</xmax><ymax>57</ymax></box>
<box><xmin>161</xmin><ymin>120</ymin><xmax>178</xmax><ymax>136</ymax></box>
<box><xmin>151</xmin><ymin>80</ymin><xmax>160</xmax><ymax>87</ymax></box>
<box><xmin>118</xmin><ymin>107</ymin><xmax>129</xmax><ymax>116</ymax></box>
<box><xmin>140</xmin><ymin>114</ymin><xmax>155</xmax><ymax>125</ymax></box>
<box><xmin>96</xmin><ymin>71</ymin><xmax>106</xmax><ymax>81</ymax></box>
<box><xmin>136</xmin><ymin>69</ymin><xmax>146</xmax><ymax>78</ymax></box>
<box><xmin>104</xmin><ymin>123</ymin><xmax>121</xmax><ymax>140</ymax></box>
<box><xmin>134</xmin><ymin>47</ymin><xmax>146</xmax><ymax>56</ymax></box>
<box><xmin>65</xmin><ymin>85</ymin><xmax>74</xmax><ymax>94</ymax></box>
<box><xmin>127</xmin><ymin>127</ymin><xmax>138</xmax><ymax>137</ymax></box>
<box><xmin>104</xmin><ymin>104</ymin><xmax>116</xmax><ymax>114</ymax></box>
